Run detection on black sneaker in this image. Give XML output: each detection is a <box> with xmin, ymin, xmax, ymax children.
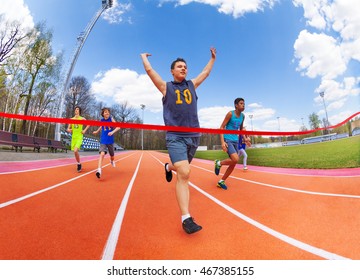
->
<box><xmin>164</xmin><ymin>163</ymin><xmax>172</xmax><ymax>182</ymax></box>
<box><xmin>77</xmin><ymin>164</ymin><xmax>82</xmax><ymax>172</ymax></box>
<box><xmin>182</xmin><ymin>217</ymin><xmax>202</xmax><ymax>234</ymax></box>
<box><xmin>96</xmin><ymin>169</ymin><xmax>101</xmax><ymax>179</ymax></box>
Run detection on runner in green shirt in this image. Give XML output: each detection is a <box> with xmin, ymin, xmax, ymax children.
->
<box><xmin>66</xmin><ymin>106</ymin><xmax>90</xmax><ymax>172</ymax></box>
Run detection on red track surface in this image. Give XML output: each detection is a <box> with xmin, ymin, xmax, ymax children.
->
<box><xmin>1</xmin><ymin>151</ymin><xmax>359</xmax><ymax>260</ymax></box>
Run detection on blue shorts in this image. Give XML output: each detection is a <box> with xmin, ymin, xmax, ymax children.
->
<box><xmin>225</xmin><ymin>139</ymin><xmax>239</xmax><ymax>156</ymax></box>
<box><xmin>166</xmin><ymin>135</ymin><xmax>200</xmax><ymax>164</ymax></box>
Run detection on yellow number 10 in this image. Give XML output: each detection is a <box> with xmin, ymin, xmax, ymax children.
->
<box><xmin>175</xmin><ymin>89</ymin><xmax>192</xmax><ymax>105</ymax></box>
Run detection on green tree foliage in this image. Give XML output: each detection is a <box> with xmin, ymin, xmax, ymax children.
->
<box><xmin>19</xmin><ymin>23</ymin><xmax>62</xmax><ymax>134</ymax></box>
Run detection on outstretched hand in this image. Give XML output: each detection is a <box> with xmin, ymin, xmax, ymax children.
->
<box><xmin>140</xmin><ymin>53</ymin><xmax>152</xmax><ymax>58</ymax></box>
<box><xmin>210</xmin><ymin>47</ymin><xmax>216</xmax><ymax>59</ymax></box>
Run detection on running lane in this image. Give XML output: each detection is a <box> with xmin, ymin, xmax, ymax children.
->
<box><xmin>0</xmin><ymin>152</ymin><xmax>140</xmax><ymax>259</ymax></box>
<box><xmin>0</xmin><ymin>151</ymin><xmax>358</xmax><ymax>260</ymax></box>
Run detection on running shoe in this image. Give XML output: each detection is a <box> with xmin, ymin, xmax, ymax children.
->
<box><xmin>217</xmin><ymin>180</ymin><xmax>227</xmax><ymax>190</ymax></box>
<box><xmin>182</xmin><ymin>217</ymin><xmax>202</xmax><ymax>234</ymax></box>
<box><xmin>96</xmin><ymin>168</ymin><xmax>101</xmax><ymax>179</ymax></box>
<box><xmin>243</xmin><ymin>166</ymin><xmax>248</xmax><ymax>170</ymax></box>
<box><xmin>77</xmin><ymin>163</ymin><xmax>82</xmax><ymax>172</ymax></box>
<box><xmin>214</xmin><ymin>159</ymin><xmax>221</xmax><ymax>175</ymax></box>
<box><xmin>111</xmin><ymin>161</ymin><xmax>116</xmax><ymax>167</ymax></box>
<box><xmin>164</xmin><ymin>163</ymin><xmax>172</xmax><ymax>182</ymax></box>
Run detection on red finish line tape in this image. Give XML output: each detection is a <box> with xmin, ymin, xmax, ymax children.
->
<box><xmin>0</xmin><ymin>111</ymin><xmax>359</xmax><ymax>136</ymax></box>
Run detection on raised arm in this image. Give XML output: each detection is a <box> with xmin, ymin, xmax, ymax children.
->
<box><xmin>140</xmin><ymin>53</ymin><xmax>167</xmax><ymax>96</ymax></box>
<box><xmin>191</xmin><ymin>47</ymin><xmax>216</xmax><ymax>89</ymax></box>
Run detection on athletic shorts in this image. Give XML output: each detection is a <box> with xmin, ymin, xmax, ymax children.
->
<box><xmin>99</xmin><ymin>143</ymin><xmax>115</xmax><ymax>157</ymax></box>
<box><xmin>225</xmin><ymin>139</ymin><xmax>239</xmax><ymax>156</ymax></box>
<box><xmin>166</xmin><ymin>135</ymin><xmax>200</xmax><ymax>164</ymax></box>
<box><xmin>71</xmin><ymin>137</ymin><xmax>83</xmax><ymax>151</ymax></box>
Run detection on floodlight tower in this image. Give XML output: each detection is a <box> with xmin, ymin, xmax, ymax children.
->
<box><xmin>319</xmin><ymin>91</ymin><xmax>329</xmax><ymax>134</ymax></box>
<box><xmin>277</xmin><ymin>116</ymin><xmax>281</xmax><ymax>143</ymax></box>
<box><xmin>248</xmin><ymin>114</ymin><xmax>253</xmax><ymax>143</ymax></box>
<box><xmin>54</xmin><ymin>0</ymin><xmax>113</xmax><ymax>141</ymax></box>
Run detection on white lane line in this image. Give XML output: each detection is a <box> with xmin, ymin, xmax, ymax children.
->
<box><xmin>0</xmin><ymin>153</ymin><xmax>135</xmax><ymax>208</ymax></box>
<box><xmin>0</xmin><ymin>162</ymin><xmax>76</xmax><ymax>175</ymax></box>
<box><xmin>190</xmin><ymin>181</ymin><xmax>349</xmax><ymax>260</ymax></box>
<box><xmin>0</xmin><ymin>151</ymin><xmax>132</xmax><ymax>175</ymax></box>
<box><xmin>192</xmin><ymin>164</ymin><xmax>360</xmax><ymax>199</ymax></box>
<box><xmin>101</xmin><ymin>153</ymin><xmax>143</xmax><ymax>260</ymax></box>
<box><xmin>150</xmin><ymin>152</ymin><xmax>350</xmax><ymax>260</ymax></box>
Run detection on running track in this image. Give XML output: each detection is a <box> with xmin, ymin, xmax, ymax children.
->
<box><xmin>1</xmin><ymin>151</ymin><xmax>360</xmax><ymax>260</ymax></box>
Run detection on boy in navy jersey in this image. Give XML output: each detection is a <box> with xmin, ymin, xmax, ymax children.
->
<box><xmin>214</xmin><ymin>98</ymin><xmax>245</xmax><ymax>190</ymax></box>
<box><xmin>140</xmin><ymin>47</ymin><xmax>216</xmax><ymax>234</ymax></box>
<box><xmin>93</xmin><ymin>107</ymin><xmax>120</xmax><ymax>179</ymax></box>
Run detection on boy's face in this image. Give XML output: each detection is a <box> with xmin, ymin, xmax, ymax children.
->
<box><xmin>74</xmin><ymin>108</ymin><xmax>80</xmax><ymax>115</ymax></box>
<box><xmin>236</xmin><ymin>100</ymin><xmax>245</xmax><ymax>112</ymax></box>
<box><xmin>171</xmin><ymin>61</ymin><xmax>187</xmax><ymax>82</ymax></box>
<box><xmin>103</xmin><ymin>110</ymin><xmax>110</xmax><ymax>119</ymax></box>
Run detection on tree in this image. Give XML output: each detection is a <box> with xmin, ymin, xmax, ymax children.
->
<box><xmin>64</xmin><ymin>75</ymin><xmax>95</xmax><ymax>118</ymax></box>
<box><xmin>0</xmin><ymin>67</ymin><xmax>6</xmax><ymax>129</ymax></box>
<box><xmin>308</xmin><ymin>112</ymin><xmax>322</xmax><ymax>136</ymax></box>
<box><xmin>28</xmin><ymin>81</ymin><xmax>57</xmax><ymax>136</ymax></box>
<box><xmin>0</xmin><ymin>15</ymin><xmax>28</xmax><ymax>65</ymax></box>
<box><xmin>110</xmin><ymin>102</ymin><xmax>139</xmax><ymax>149</ymax></box>
<box><xmin>19</xmin><ymin>23</ymin><xmax>61</xmax><ymax>134</ymax></box>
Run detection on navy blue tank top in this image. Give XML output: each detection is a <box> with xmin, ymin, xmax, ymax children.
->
<box><xmin>163</xmin><ymin>80</ymin><xmax>200</xmax><ymax>137</ymax></box>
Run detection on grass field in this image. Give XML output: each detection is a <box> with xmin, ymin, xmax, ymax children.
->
<box><xmin>194</xmin><ymin>135</ymin><xmax>360</xmax><ymax>169</ymax></box>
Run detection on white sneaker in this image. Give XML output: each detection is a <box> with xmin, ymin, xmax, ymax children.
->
<box><xmin>96</xmin><ymin>168</ymin><xmax>101</xmax><ymax>178</ymax></box>
<box><xmin>111</xmin><ymin>161</ymin><xmax>116</xmax><ymax>167</ymax></box>
<box><xmin>243</xmin><ymin>166</ymin><xmax>248</xmax><ymax>170</ymax></box>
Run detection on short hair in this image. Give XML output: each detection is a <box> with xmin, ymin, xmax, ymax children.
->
<box><xmin>234</xmin><ymin>97</ymin><xmax>244</xmax><ymax>106</ymax></box>
<box><xmin>74</xmin><ymin>106</ymin><xmax>82</xmax><ymax>115</ymax></box>
<box><xmin>101</xmin><ymin>107</ymin><xmax>110</xmax><ymax>117</ymax></box>
<box><xmin>171</xmin><ymin>58</ymin><xmax>187</xmax><ymax>70</ymax></box>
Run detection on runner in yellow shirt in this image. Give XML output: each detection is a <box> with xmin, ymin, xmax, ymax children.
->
<box><xmin>66</xmin><ymin>106</ymin><xmax>90</xmax><ymax>172</ymax></box>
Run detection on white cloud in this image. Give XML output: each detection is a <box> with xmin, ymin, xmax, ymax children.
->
<box><xmin>294</xmin><ymin>30</ymin><xmax>347</xmax><ymax>79</ymax></box>
<box><xmin>263</xmin><ymin>117</ymin><xmax>301</xmax><ymax>132</ymax></box>
<box><xmin>102</xmin><ymin>1</ymin><xmax>133</xmax><ymax>24</ymax></box>
<box><xmin>293</xmin><ymin>0</ymin><xmax>360</xmax><ymax>118</ymax></box>
<box><xmin>0</xmin><ymin>0</ymin><xmax>34</xmax><ymax>31</ymax></box>
<box><xmin>246</xmin><ymin>105</ymin><xmax>276</xmax><ymax>121</ymax></box>
<box><xmin>329</xmin><ymin>0</ymin><xmax>360</xmax><ymax>41</ymax></box>
<box><xmin>315</xmin><ymin>77</ymin><xmax>360</xmax><ymax>113</ymax></box>
<box><xmin>162</xmin><ymin>0</ymin><xmax>278</xmax><ymax>18</ymax></box>
<box><xmin>91</xmin><ymin>68</ymin><xmax>163</xmax><ymax>113</ymax></box>
<box><xmin>328</xmin><ymin>109</ymin><xmax>354</xmax><ymax>126</ymax></box>
<box><xmin>198</xmin><ymin>102</ymin><xmax>278</xmax><ymax>130</ymax></box>
<box><xmin>247</xmin><ymin>102</ymin><xmax>263</xmax><ymax>109</ymax></box>
<box><xmin>198</xmin><ymin>106</ymin><xmax>233</xmax><ymax>128</ymax></box>
<box><xmin>293</xmin><ymin>0</ymin><xmax>327</xmax><ymax>30</ymax></box>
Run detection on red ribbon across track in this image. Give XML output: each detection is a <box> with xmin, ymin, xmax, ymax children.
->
<box><xmin>0</xmin><ymin>111</ymin><xmax>359</xmax><ymax>136</ymax></box>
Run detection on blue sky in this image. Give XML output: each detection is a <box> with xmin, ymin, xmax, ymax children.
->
<box><xmin>1</xmin><ymin>0</ymin><xmax>360</xmax><ymax>134</ymax></box>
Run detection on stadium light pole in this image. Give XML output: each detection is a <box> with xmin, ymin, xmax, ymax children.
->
<box><xmin>249</xmin><ymin>114</ymin><xmax>253</xmax><ymax>143</ymax></box>
<box><xmin>140</xmin><ymin>104</ymin><xmax>145</xmax><ymax>150</ymax></box>
<box><xmin>54</xmin><ymin>0</ymin><xmax>113</xmax><ymax>141</ymax></box>
<box><xmin>277</xmin><ymin>117</ymin><xmax>281</xmax><ymax>143</ymax></box>
<box><xmin>319</xmin><ymin>91</ymin><xmax>329</xmax><ymax>134</ymax></box>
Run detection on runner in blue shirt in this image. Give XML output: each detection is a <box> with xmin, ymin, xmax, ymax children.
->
<box><xmin>93</xmin><ymin>107</ymin><xmax>120</xmax><ymax>179</ymax></box>
<box><xmin>214</xmin><ymin>98</ymin><xmax>245</xmax><ymax>190</ymax></box>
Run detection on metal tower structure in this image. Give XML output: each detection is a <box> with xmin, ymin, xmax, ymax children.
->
<box><xmin>55</xmin><ymin>0</ymin><xmax>113</xmax><ymax>141</ymax></box>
